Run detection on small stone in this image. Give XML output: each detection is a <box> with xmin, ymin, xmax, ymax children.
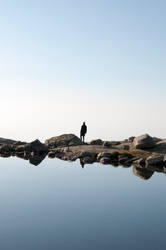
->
<box><xmin>90</xmin><ymin>139</ymin><xmax>103</xmax><ymax>145</ymax></box>
<box><xmin>100</xmin><ymin>157</ymin><xmax>111</xmax><ymax>164</ymax></box>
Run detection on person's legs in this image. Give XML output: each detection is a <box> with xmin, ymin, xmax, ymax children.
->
<box><xmin>83</xmin><ymin>135</ymin><xmax>85</xmax><ymax>142</ymax></box>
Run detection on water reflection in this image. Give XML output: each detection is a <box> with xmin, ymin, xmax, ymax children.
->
<box><xmin>133</xmin><ymin>166</ymin><xmax>154</xmax><ymax>180</ymax></box>
<box><xmin>0</xmin><ymin>152</ymin><xmax>165</xmax><ymax>180</ymax></box>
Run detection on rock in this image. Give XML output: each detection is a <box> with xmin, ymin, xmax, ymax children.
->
<box><xmin>146</xmin><ymin>156</ymin><xmax>164</xmax><ymax>167</ymax></box>
<box><xmin>97</xmin><ymin>152</ymin><xmax>111</xmax><ymax>161</ymax></box>
<box><xmin>125</xmin><ymin>156</ymin><xmax>141</xmax><ymax>165</ymax></box>
<box><xmin>15</xmin><ymin>145</ymin><xmax>26</xmax><ymax>152</ymax></box>
<box><xmin>81</xmin><ymin>156</ymin><xmax>94</xmax><ymax>164</ymax></box>
<box><xmin>0</xmin><ymin>144</ymin><xmax>12</xmax><ymax>153</ymax></box>
<box><xmin>103</xmin><ymin>141</ymin><xmax>112</xmax><ymax>147</ymax></box>
<box><xmin>29</xmin><ymin>154</ymin><xmax>47</xmax><ymax>166</ymax></box>
<box><xmin>13</xmin><ymin>141</ymin><xmax>27</xmax><ymax>146</ymax></box>
<box><xmin>30</xmin><ymin>139</ymin><xmax>48</xmax><ymax>154</ymax></box>
<box><xmin>100</xmin><ymin>157</ymin><xmax>111</xmax><ymax>164</ymax></box>
<box><xmin>45</xmin><ymin>134</ymin><xmax>84</xmax><ymax>148</ymax></box>
<box><xmin>48</xmin><ymin>151</ymin><xmax>56</xmax><ymax>158</ymax></box>
<box><xmin>128</xmin><ymin>136</ymin><xmax>135</xmax><ymax>142</ymax></box>
<box><xmin>110</xmin><ymin>141</ymin><xmax>121</xmax><ymax>146</ymax></box>
<box><xmin>120</xmin><ymin>144</ymin><xmax>130</xmax><ymax>150</ymax></box>
<box><xmin>133</xmin><ymin>158</ymin><xmax>145</xmax><ymax>166</ymax></box>
<box><xmin>80</xmin><ymin>151</ymin><xmax>92</xmax><ymax>158</ymax></box>
<box><xmin>152</xmin><ymin>137</ymin><xmax>162</xmax><ymax>143</ymax></box>
<box><xmin>118</xmin><ymin>156</ymin><xmax>129</xmax><ymax>164</ymax></box>
<box><xmin>133</xmin><ymin>166</ymin><xmax>154</xmax><ymax>180</ymax></box>
<box><xmin>133</xmin><ymin>134</ymin><xmax>156</xmax><ymax>149</ymax></box>
<box><xmin>0</xmin><ymin>152</ymin><xmax>11</xmax><ymax>158</ymax></box>
<box><xmin>90</xmin><ymin>139</ymin><xmax>103</xmax><ymax>145</ymax></box>
<box><xmin>0</xmin><ymin>138</ymin><xmax>17</xmax><ymax>145</ymax></box>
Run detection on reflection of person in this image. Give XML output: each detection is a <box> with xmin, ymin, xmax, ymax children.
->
<box><xmin>80</xmin><ymin>122</ymin><xmax>87</xmax><ymax>142</ymax></box>
<box><xmin>79</xmin><ymin>158</ymin><xmax>85</xmax><ymax>168</ymax></box>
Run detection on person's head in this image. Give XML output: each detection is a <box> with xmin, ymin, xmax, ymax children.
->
<box><xmin>83</xmin><ymin>122</ymin><xmax>85</xmax><ymax>125</ymax></box>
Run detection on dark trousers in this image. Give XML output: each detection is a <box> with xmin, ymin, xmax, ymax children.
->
<box><xmin>80</xmin><ymin>135</ymin><xmax>85</xmax><ymax>142</ymax></box>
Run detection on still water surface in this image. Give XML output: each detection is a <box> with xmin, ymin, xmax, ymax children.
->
<box><xmin>0</xmin><ymin>157</ymin><xmax>165</xmax><ymax>250</ymax></box>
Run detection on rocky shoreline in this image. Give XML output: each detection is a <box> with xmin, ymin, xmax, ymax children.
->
<box><xmin>0</xmin><ymin>133</ymin><xmax>166</xmax><ymax>179</ymax></box>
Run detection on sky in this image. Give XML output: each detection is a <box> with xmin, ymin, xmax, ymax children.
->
<box><xmin>0</xmin><ymin>0</ymin><xmax>165</xmax><ymax>142</ymax></box>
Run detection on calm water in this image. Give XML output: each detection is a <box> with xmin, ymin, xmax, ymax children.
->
<box><xmin>0</xmin><ymin>156</ymin><xmax>165</xmax><ymax>250</ymax></box>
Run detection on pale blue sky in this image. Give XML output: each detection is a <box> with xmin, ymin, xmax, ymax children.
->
<box><xmin>0</xmin><ymin>0</ymin><xmax>165</xmax><ymax>141</ymax></box>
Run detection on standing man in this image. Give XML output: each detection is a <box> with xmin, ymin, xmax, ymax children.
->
<box><xmin>80</xmin><ymin>122</ymin><xmax>87</xmax><ymax>142</ymax></box>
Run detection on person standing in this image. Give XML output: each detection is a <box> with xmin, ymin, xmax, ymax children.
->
<box><xmin>80</xmin><ymin>122</ymin><xmax>87</xmax><ymax>142</ymax></box>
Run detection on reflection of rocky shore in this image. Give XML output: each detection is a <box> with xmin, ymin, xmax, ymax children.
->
<box><xmin>0</xmin><ymin>133</ymin><xmax>166</xmax><ymax>179</ymax></box>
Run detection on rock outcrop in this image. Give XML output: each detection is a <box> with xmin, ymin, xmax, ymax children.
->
<box><xmin>133</xmin><ymin>134</ymin><xmax>156</xmax><ymax>149</ymax></box>
<box><xmin>45</xmin><ymin>134</ymin><xmax>84</xmax><ymax>148</ymax></box>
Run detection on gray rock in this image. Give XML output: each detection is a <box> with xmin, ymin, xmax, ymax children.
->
<box><xmin>45</xmin><ymin>134</ymin><xmax>84</xmax><ymax>148</ymax></box>
<box><xmin>118</xmin><ymin>156</ymin><xmax>129</xmax><ymax>164</ymax></box>
<box><xmin>29</xmin><ymin>154</ymin><xmax>47</xmax><ymax>166</ymax></box>
<box><xmin>80</xmin><ymin>151</ymin><xmax>92</xmax><ymax>158</ymax></box>
<box><xmin>133</xmin><ymin>158</ymin><xmax>145</xmax><ymax>166</ymax></box>
<box><xmin>90</xmin><ymin>139</ymin><xmax>103</xmax><ymax>145</ymax></box>
<box><xmin>125</xmin><ymin>156</ymin><xmax>141</xmax><ymax>165</ymax></box>
<box><xmin>128</xmin><ymin>136</ymin><xmax>135</xmax><ymax>142</ymax></box>
<box><xmin>30</xmin><ymin>139</ymin><xmax>48</xmax><ymax>154</ymax></box>
<box><xmin>109</xmin><ymin>141</ymin><xmax>121</xmax><ymax>146</ymax></box>
<box><xmin>97</xmin><ymin>152</ymin><xmax>111</xmax><ymax>161</ymax></box>
<box><xmin>133</xmin><ymin>134</ymin><xmax>156</xmax><ymax>149</ymax></box>
<box><xmin>152</xmin><ymin>137</ymin><xmax>162</xmax><ymax>143</ymax></box>
<box><xmin>0</xmin><ymin>144</ymin><xmax>12</xmax><ymax>153</ymax></box>
<box><xmin>120</xmin><ymin>144</ymin><xmax>130</xmax><ymax>150</ymax></box>
<box><xmin>15</xmin><ymin>145</ymin><xmax>26</xmax><ymax>152</ymax></box>
<box><xmin>48</xmin><ymin>151</ymin><xmax>56</xmax><ymax>158</ymax></box>
<box><xmin>0</xmin><ymin>138</ymin><xmax>17</xmax><ymax>145</ymax></box>
<box><xmin>146</xmin><ymin>155</ymin><xmax>164</xmax><ymax>167</ymax></box>
<box><xmin>100</xmin><ymin>157</ymin><xmax>111</xmax><ymax>164</ymax></box>
<box><xmin>103</xmin><ymin>141</ymin><xmax>112</xmax><ymax>147</ymax></box>
<box><xmin>81</xmin><ymin>156</ymin><xmax>94</xmax><ymax>164</ymax></box>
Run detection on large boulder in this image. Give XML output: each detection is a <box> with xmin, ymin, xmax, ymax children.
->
<box><xmin>133</xmin><ymin>134</ymin><xmax>156</xmax><ymax>149</ymax></box>
<box><xmin>30</xmin><ymin>139</ymin><xmax>48</xmax><ymax>154</ymax></box>
<box><xmin>45</xmin><ymin>134</ymin><xmax>84</xmax><ymax>148</ymax></box>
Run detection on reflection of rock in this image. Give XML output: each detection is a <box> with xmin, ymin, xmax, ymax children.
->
<box><xmin>45</xmin><ymin>134</ymin><xmax>84</xmax><ymax>148</ymax></box>
<box><xmin>133</xmin><ymin>158</ymin><xmax>145</xmax><ymax>166</ymax></box>
<box><xmin>133</xmin><ymin>166</ymin><xmax>154</xmax><ymax>180</ymax></box>
<box><xmin>81</xmin><ymin>156</ymin><xmax>94</xmax><ymax>164</ymax></box>
<box><xmin>0</xmin><ymin>153</ymin><xmax>11</xmax><ymax>158</ymax></box>
<box><xmin>97</xmin><ymin>152</ymin><xmax>111</xmax><ymax>161</ymax></box>
<box><xmin>79</xmin><ymin>159</ymin><xmax>85</xmax><ymax>168</ymax></box>
<box><xmin>29</xmin><ymin>153</ymin><xmax>47</xmax><ymax>166</ymax></box>
<box><xmin>100</xmin><ymin>157</ymin><xmax>111</xmax><ymax>164</ymax></box>
<box><xmin>146</xmin><ymin>156</ymin><xmax>164</xmax><ymax>167</ymax></box>
<box><xmin>133</xmin><ymin>134</ymin><xmax>156</xmax><ymax>149</ymax></box>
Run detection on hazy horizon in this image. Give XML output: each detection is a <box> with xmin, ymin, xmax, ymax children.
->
<box><xmin>0</xmin><ymin>0</ymin><xmax>165</xmax><ymax>142</ymax></box>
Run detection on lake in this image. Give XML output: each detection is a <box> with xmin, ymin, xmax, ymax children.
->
<box><xmin>0</xmin><ymin>156</ymin><xmax>165</xmax><ymax>250</ymax></box>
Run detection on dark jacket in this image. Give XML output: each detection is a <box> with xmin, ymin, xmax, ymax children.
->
<box><xmin>80</xmin><ymin>124</ymin><xmax>87</xmax><ymax>136</ymax></box>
